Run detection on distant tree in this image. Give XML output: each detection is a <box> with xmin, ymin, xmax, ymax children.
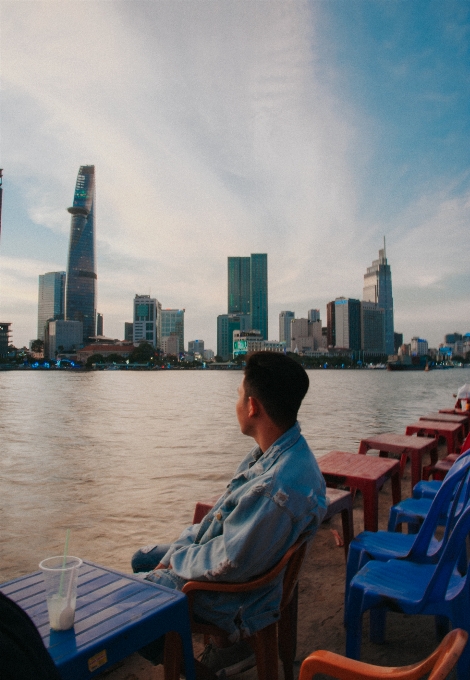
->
<box><xmin>128</xmin><ymin>342</ymin><xmax>154</xmax><ymax>364</ymax></box>
<box><xmin>105</xmin><ymin>353</ymin><xmax>126</xmax><ymax>364</ymax></box>
<box><xmin>86</xmin><ymin>353</ymin><xmax>105</xmax><ymax>368</ymax></box>
<box><xmin>30</xmin><ymin>339</ymin><xmax>44</xmax><ymax>353</ymax></box>
<box><xmin>214</xmin><ymin>355</ymin><xmax>223</xmax><ymax>363</ymax></box>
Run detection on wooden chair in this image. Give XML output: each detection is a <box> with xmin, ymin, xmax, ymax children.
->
<box><xmin>164</xmin><ymin>532</ymin><xmax>309</xmax><ymax>680</ymax></box>
<box><xmin>298</xmin><ymin>628</ymin><xmax>468</xmax><ymax>680</ymax></box>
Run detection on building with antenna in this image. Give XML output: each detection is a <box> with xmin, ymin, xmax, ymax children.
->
<box><xmin>65</xmin><ymin>165</ymin><xmax>97</xmax><ymax>344</ymax></box>
<box><xmin>363</xmin><ymin>239</ymin><xmax>394</xmax><ymax>355</ymax></box>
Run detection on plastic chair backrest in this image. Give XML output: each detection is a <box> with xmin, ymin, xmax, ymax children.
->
<box><xmin>425</xmin><ymin>503</ymin><xmax>470</xmax><ymax>602</ymax></box>
<box><xmin>459</xmin><ymin>432</ymin><xmax>470</xmax><ymax>454</ymax></box>
<box><xmin>408</xmin><ymin>449</ymin><xmax>470</xmax><ymax>561</ymax></box>
<box><xmin>298</xmin><ymin>628</ymin><xmax>468</xmax><ymax>680</ymax></box>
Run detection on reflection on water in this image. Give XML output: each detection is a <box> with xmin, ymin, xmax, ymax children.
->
<box><xmin>0</xmin><ymin>369</ymin><xmax>466</xmax><ymax>581</ymax></box>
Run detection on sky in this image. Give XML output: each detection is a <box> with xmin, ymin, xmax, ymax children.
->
<box><xmin>1</xmin><ymin>0</ymin><xmax>469</xmax><ymax>351</ymax></box>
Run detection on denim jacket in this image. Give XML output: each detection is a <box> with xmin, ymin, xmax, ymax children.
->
<box><xmin>147</xmin><ymin>422</ymin><xmax>327</xmax><ymax>640</ymax></box>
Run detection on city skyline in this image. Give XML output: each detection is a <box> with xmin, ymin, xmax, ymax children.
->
<box><xmin>1</xmin><ymin>2</ymin><xmax>469</xmax><ymax>350</ymax></box>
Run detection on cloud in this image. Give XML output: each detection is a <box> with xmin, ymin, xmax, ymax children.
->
<box><xmin>1</xmin><ymin>1</ymin><xmax>469</xmax><ymax>348</ymax></box>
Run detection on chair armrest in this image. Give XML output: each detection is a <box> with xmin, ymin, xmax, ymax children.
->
<box><xmin>182</xmin><ymin>534</ymin><xmax>308</xmax><ymax>595</ymax></box>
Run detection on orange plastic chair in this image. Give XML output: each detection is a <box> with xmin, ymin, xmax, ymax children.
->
<box><xmin>164</xmin><ymin>533</ymin><xmax>308</xmax><ymax>680</ymax></box>
<box><xmin>298</xmin><ymin>628</ymin><xmax>468</xmax><ymax>680</ymax></box>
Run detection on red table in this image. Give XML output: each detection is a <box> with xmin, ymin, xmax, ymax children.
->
<box><xmin>420</xmin><ymin>413</ymin><xmax>469</xmax><ymax>435</ymax></box>
<box><xmin>317</xmin><ymin>451</ymin><xmax>401</xmax><ymax>532</ymax></box>
<box><xmin>405</xmin><ymin>420</ymin><xmax>464</xmax><ymax>455</ymax></box>
<box><xmin>358</xmin><ymin>433</ymin><xmax>439</xmax><ymax>491</ymax></box>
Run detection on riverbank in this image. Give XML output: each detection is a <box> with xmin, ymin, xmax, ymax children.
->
<box><xmin>97</xmin><ymin>444</ymin><xmax>449</xmax><ymax>680</ymax></box>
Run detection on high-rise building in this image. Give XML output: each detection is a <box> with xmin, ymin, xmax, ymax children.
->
<box><xmin>66</xmin><ymin>166</ymin><xmax>97</xmax><ymax>343</ymax></box>
<box><xmin>227</xmin><ymin>254</ymin><xmax>268</xmax><ymax>339</ymax></box>
<box><xmin>228</xmin><ymin>257</ymin><xmax>251</xmax><ymax>314</ymax></box>
<box><xmin>188</xmin><ymin>339</ymin><xmax>204</xmax><ymax>355</ymax></box>
<box><xmin>46</xmin><ymin>320</ymin><xmax>83</xmax><ymax>359</ymax></box>
<box><xmin>360</xmin><ymin>301</ymin><xmax>385</xmax><ymax>353</ymax></box>
<box><xmin>217</xmin><ymin>313</ymin><xmax>251</xmax><ymax>361</ymax></box>
<box><xmin>394</xmin><ymin>332</ymin><xmax>403</xmax><ymax>353</ymax></box>
<box><xmin>0</xmin><ymin>322</ymin><xmax>11</xmax><ymax>358</ymax></box>
<box><xmin>124</xmin><ymin>322</ymin><xmax>133</xmax><ymax>342</ymax></box>
<box><xmin>334</xmin><ymin>298</ymin><xmax>361</xmax><ymax>350</ymax></box>
<box><xmin>161</xmin><ymin>309</ymin><xmax>185</xmax><ymax>353</ymax></box>
<box><xmin>279</xmin><ymin>311</ymin><xmax>295</xmax><ymax>347</ymax></box>
<box><xmin>307</xmin><ymin>309</ymin><xmax>321</xmax><ymax>322</ymax></box>
<box><xmin>363</xmin><ymin>240</ymin><xmax>394</xmax><ymax>354</ymax></box>
<box><xmin>37</xmin><ymin>271</ymin><xmax>66</xmax><ymax>340</ymax></box>
<box><xmin>96</xmin><ymin>313</ymin><xmax>103</xmax><ymax>336</ymax></box>
<box><xmin>326</xmin><ymin>301</ymin><xmax>336</xmax><ymax>347</ymax></box>
<box><xmin>133</xmin><ymin>295</ymin><xmax>161</xmax><ymax>348</ymax></box>
<box><xmin>250</xmin><ymin>253</ymin><xmax>268</xmax><ymax>340</ymax></box>
<box><xmin>290</xmin><ymin>318</ymin><xmax>323</xmax><ymax>353</ymax></box>
<box><xmin>411</xmin><ymin>337</ymin><xmax>428</xmax><ymax>356</ymax></box>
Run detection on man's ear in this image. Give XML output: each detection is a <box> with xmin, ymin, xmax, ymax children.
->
<box><xmin>248</xmin><ymin>395</ymin><xmax>261</xmax><ymax>418</ymax></box>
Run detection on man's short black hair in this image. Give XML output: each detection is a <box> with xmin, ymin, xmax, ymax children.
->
<box><xmin>243</xmin><ymin>352</ymin><xmax>309</xmax><ymax>430</ymax></box>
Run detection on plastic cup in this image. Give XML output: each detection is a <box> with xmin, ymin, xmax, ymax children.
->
<box><xmin>39</xmin><ymin>556</ymin><xmax>82</xmax><ymax>630</ymax></box>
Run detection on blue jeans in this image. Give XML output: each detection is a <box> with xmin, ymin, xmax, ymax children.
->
<box><xmin>131</xmin><ymin>543</ymin><xmax>172</xmax><ymax>573</ymax></box>
<box><xmin>131</xmin><ymin>543</ymin><xmax>172</xmax><ymax>665</ymax></box>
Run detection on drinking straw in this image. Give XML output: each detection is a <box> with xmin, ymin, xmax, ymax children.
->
<box><xmin>59</xmin><ymin>529</ymin><xmax>70</xmax><ymax>597</ymax></box>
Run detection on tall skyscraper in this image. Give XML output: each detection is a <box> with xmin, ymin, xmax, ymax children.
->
<box><xmin>227</xmin><ymin>254</ymin><xmax>268</xmax><ymax>339</ymax></box>
<box><xmin>363</xmin><ymin>240</ymin><xmax>394</xmax><ymax>355</ymax></box>
<box><xmin>250</xmin><ymin>253</ymin><xmax>268</xmax><ymax>340</ymax></box>
<box><xmin>161</xmin><ymin>309</ymin><xmax>185</xmax><ymax>352</ymax></box>
<box><xmin>228</xmin><ymin>257</ymin><xmax>251</xmax><ymax>314</ymax></box>
<box><xmin>279</xmin><ymin>311</ymin><xmax>295</xmax><ymax>347</ymax></box>
<box><xmin>66</xmin><ymin>165</ymin><xmax>97</xmax><ymax>343</ymax></box>
<box><xmin>37</xmin><ymin>271</ymin><xmax>66</xmax><ymax>340</ymax></box>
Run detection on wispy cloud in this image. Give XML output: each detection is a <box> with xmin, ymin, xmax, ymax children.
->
<box><xmin>1</xmin><ymin>1</ymin><xmax>469</xmax><ymax>347</ymax></box>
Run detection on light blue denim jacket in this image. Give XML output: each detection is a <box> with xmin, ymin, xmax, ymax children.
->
<box><xmin>146</xmin><ymin>422</ymin><xmax>327</xmax><ymax>640</ymax></box>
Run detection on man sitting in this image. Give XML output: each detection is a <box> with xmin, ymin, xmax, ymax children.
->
<box><xmin>132</xmin><ymin>352</ymin><xmax>327</xmax><ymax>677</ymax></box>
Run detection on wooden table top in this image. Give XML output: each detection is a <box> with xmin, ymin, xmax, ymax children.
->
<box><xmin>406</xmin><ymin>420</ymin><xmax>463</xmax><ymax>433</ymax></box>
<box><xmin>318</xmin><ymin>450</ymin><xmax>399</xmax><ymax>482</ymax></box>
<box><xmin>359</xmin><ymin>433</ymin><xmax>437</xmax><ymax>452</ymax></box>
<box><xmin>420</xmin><ymin>413</ymin><xmax>468</xmax><ymax>424</ymax></box>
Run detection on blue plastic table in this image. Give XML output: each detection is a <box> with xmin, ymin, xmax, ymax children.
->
<box><xmin>0</xmin><ymin>561</ymin><xmax>195</xmax><ymax>680</ymax></box>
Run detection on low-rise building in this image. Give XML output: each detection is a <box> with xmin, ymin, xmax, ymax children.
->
<box><xmin>77</xmin><ymin>342</ymin><xmax>133</xmax><ymax>364</ymax></box>
<box><xmin>162</xmin><ymin>335</ymin><xmax>179</xmax><ymax>356</ymax></box>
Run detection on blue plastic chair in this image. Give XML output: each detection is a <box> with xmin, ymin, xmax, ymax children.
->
<box><xmin>413</xmin><ymin>441</ymin><xmax>470</xmax><ymax>499</ymax></box>
<box><xmin>345</xmin><ymin>503</ymin><xmax>470</xmax><ymax>680</ymax></box>
<box><xmin>388</xmin><ymin>449</ymin><xmax>470</xmax><ymax>533</ymax></box>
<box><xmin>344</xmin><ymin>451</ymin><xmax>470</xmax><ymax>624</ymax></box>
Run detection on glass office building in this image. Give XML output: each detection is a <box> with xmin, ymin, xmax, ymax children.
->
<box><xmin>37</xmin><ymin>271</ymin><xmax>66</xmax><ymax>340</ymax></box>
<box><xmin>66</xmin><ymin>166</ymin><xmax>97</xmax><ymax>343</ymax></box>
<box><xmin>133</xmin><ymin>295</ymin><xmax>161</xmax><ymax>348</ymax></box>
<box><xmin>227</xmin><ymin>253</ymin><xmax>268</xmax><ymax>340</ymax></box>
<box><xmin>250</xmin><ymin>253</ymin><xmax>268</xmax><ymax>340</ymax></box>
<box><xmin>363</xmin><ymin>241</ymin><xmax>394</xmax><ymax>355</ymax></box>
<box><xmin>161</xmin><ymin>309</ymin><xmax>185</xmax><ymax>353</ymax></box>
<box><xmin>334</xmin><ymin>298</ymin><xmax>361</xmax><ymax>351</ymax></box>
<box><xmin>228</xmin><ymin>257</ymin><xmax>251</xmax><ymax>314</ymax></box>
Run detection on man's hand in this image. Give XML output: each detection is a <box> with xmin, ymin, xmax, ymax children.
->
<box><xmin>153</xmin><ymin>562</ymin><xmax>171</xmax><ymax>570</ymax></box>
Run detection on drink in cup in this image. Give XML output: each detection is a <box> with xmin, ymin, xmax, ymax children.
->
<box><xmin>39</xmin><ymin>556</ymin><xmax>82</xmax><ymax>630</ymax></box>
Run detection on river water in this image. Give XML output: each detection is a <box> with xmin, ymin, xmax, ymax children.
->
<box><xmin>1</xmin><ymin>368</ymin><xmax>467</xmax><ymax>582</ymax></box>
